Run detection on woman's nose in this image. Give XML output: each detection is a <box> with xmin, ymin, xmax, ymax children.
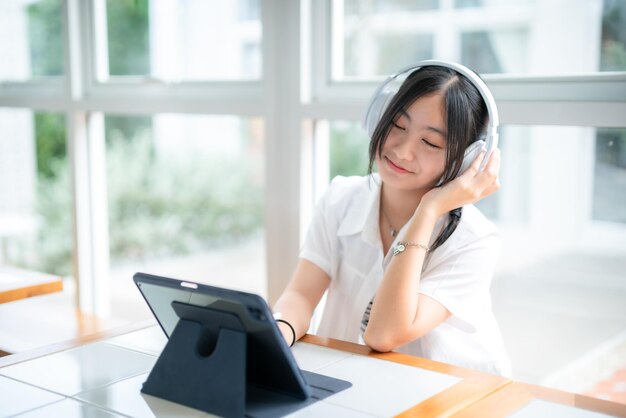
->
<box><xmin>392</xmin><ymin>137</ymin><xmax>414</xmax><ymax>161</ymax></box>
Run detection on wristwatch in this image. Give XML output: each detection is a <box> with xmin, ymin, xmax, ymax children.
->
<box><xmin>393</xmin><ymin>241</ymin><xmax>430</xmax><ymax>256</ymax></box>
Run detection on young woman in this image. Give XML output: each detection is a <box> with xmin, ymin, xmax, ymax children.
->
<box><xmin>273</xmin><ymin>63</ymin><xmax>510</xmax><ymax>376</ymax></box>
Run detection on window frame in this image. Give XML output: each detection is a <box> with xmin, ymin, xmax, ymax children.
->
<box><xmin>308</xmin><ymin>0</ymin><xmax>626</xmax><ymax>127</ymax></box>
<box><xmin>304</xmin><ymin>0</ymin><xmax>626</xmax><ymax>258</ymax></box>
<box><xmin>0</xmin><ymin>0</ymin><xmax>624</xmax><ymax>315</ymax></box>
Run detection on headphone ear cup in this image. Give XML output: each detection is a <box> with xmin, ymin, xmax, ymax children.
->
<box><xmin>364</xmin><ymin>91</ymin><xmax>395</xmax><ymax>138</ymax></box>
<box><xmin>457</xmin><ymin>139</ymin><xmax>486</xmax><ymax>177</ymax></box>
<box><xmin>436</xmin><ymin>139</ymin><xmax>486</xmax><ymax>186</ymax></box>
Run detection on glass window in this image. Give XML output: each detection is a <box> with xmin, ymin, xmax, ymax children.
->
<box><xmin>460</xmin><ymin>29</ymin><xmax>528</xmax><ymax>74</ymax></box>
<box><xmin>0</xmin><ymin>109</ymin><xmax>71</xmax><ymax>276</ymax></box>
<box><xmin>325</xmin><ymin>122</ymin><xmax>626</xmax><ymax>227</ymax></box>
<box><xmin>490</xmin><ymin>126</ymin><xmax>625</xmax><ymax>398</ymax></box>
<box><xmin>344</xmin><ymin>0</ymin><xmax>438</xmax><ymax>14</ymax></box>
<box><xmin>343</xmin><ymin>32</ymin><xmax>433</xmax><ymax>77</ymax></box>
<box><xmin>0</xmin><ymin>0</ymin><xmax>64</xmax><ymax>81</ymax></box>
<box><xmin>323</xmin><ymin>120</ymin><xmax>522</xmax><ymax>221</ymax></box>
<box><xmin>104</xmin><ymin>114</ymin><xmax>265</xmax><ymax>320</ymax></box>
<box><xmin>334</xmin><ymin>0</ymin><xmax>626</xmax><ymax>78</ymax></box>
<box><xmin>486</xmin><ymin>126</ymin><xmax>626</xmax><ymax>227</ymax></box>
<box><xmin>329</xmin><ymin>120</ymin><xmax>370</xmax><ymax>179</ymax></box>
<box><xmin>594</xmin><ymin>128</ymin><xmax>626</xmax><ymax>223</ymax></box>
<box><xmin>324</xmin><ymin>121</ymin><xmax>626</xmax><ymax>397</ymax></box>
<box><xmin>102</xmin><ymin>0</ymin><xmax>262</xmax><ymax>80</ymax></box>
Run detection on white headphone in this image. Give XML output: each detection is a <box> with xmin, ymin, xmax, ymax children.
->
<box><xmin>363</xmin><ymin>60</ymin><xmax>499</xmax><ymax>174</ymax></box>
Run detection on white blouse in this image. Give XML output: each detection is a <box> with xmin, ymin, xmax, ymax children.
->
<box><xmin>300</xmin><ymin>174</ymin><xmax>511</xmax><ymax>376</ymax></box>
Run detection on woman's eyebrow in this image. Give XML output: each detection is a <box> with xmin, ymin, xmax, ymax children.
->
<box><xmin>400</xmin><ymin>110</ymin><xmax>447</xmax><ymax>138</ymax></box>
<box><xmin>398</xmin><ymin>109</ymin><xmax>411</xmax><ymax>121</ymax></box>
<box><xmin>427</xmin><ymin>126</ymin><xmax>447</xmax><ymax>138</ymax></box>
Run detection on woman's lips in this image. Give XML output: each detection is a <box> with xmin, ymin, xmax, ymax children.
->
<box><xmin>385</xmin><ymin>157</ymin><xmax>412</xmax><ymax>174</ymax></box>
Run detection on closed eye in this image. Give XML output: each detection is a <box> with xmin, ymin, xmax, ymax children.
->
<box><xmin>392</xmin><ymin>122</ymin><xmax>406</xmax><ymax>131</ymax></box>
<box><xmin>422</xmin><ymin>138</ymin><xmax>442</xmax><ymax>149</ymax></box>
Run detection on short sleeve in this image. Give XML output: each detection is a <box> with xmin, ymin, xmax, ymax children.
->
<box><xmin>299</xmin><ymin>196</ymin><xmax>334</xmax><ymax>277</ymax></box>
<box><xmin>419</xmin><ymin>232</ymin><xmax>501</xmax><ymax>333</ymax></box>
<box><xmin>298</xmin><ymin>177</ymin><xmax>353</xmax><ymax>277</ymax></box>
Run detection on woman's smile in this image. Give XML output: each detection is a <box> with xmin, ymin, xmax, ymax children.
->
<box><xmin>385</xmin><ymin>156</ymin><xmax>413</xmax><ymax>174</ymax></box>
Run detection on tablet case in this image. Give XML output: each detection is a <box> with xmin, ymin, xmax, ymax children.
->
<box><xmin>136</xmin><ymin>276</ymin><xmax>352</xmax><ymax>418</ymax></box>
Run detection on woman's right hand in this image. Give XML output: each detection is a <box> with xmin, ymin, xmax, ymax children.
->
<box><xmin>419</xmin><ymin>148</ymin><xmax>501</xmax><ymax>217</ymax></box>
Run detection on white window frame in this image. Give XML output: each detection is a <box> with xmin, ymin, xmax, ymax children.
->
<box><xmin>306</xmin><ymin>0</ymin><xmax>626</xmax><ymax>125</ymax></box>
<box><xmin>302</xmin><ymin>0</ymin><xmax>626</xmax><ymax>259</ymax></box>
<box><xmin>0</xmin><ymin>0</ymin><xmax>624</xmax><ymax>315</ymax></box>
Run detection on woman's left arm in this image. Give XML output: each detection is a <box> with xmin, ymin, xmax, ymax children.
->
<box><xmin>363</xmin><ymin>149</ymin><xmax>501</xmax><ymax>352</ymax></box>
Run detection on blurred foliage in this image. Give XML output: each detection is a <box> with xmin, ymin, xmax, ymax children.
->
<box><xmin>16</xmin><ymin>121</ymin><xmax>263</xmax><ymax>275</ymax></box>
<box><xmin>106</xmin><ymin>0</ymin><xmax>151</xmax><ymax>75</ymax></box>
<box><xmin>105</xmin><ymin>115</ymin><xmax>152</xmax><ymax>145</ymax></box>
<box><xmin>601</xmin><ymin>0</ymin><xmax>626</xmax><ymax>71</ymax></box>
<box><xmin>329</xmin><ymin>122</ymin><xmax>370</xmax><ymax>179</ymax></box>
<box><xmin>17</xmin><ymin>1</ymin><xmax>265</xmax><ymax>276</ymax></box>
<box><xmin>8</xmin><ymin>129</ymin><xmax>72</xmax><ymax>275</ymax></box>
<box><xmin>18</xmin><ymin>0</ymin><xmax>626</xmax><ymax>276</ymax></box>
<box><xmin>34</xmin><ymin>161</ymin><xmax>73</xmax><ymax>275</ymax></box>
<box><xmin>27</xmin><ymin>0</ymin><xmax>63</xmax><ymax>77</ymax></box>
<box><xmin>34</xmin><ymin>113</ymin><xmax>66</xmax><ymax>179</ymax></box>
<box><xmin>105</xmin><ymin>129</ymin><xmax>263</xmax><ymax>262</ymax></box>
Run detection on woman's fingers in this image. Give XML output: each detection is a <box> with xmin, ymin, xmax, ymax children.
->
<box><xmin>460</xmin><ymin>148</ymin><xmax>500</xmax><ymax>197</ymax></box>
<box><xmin>484</xmin><ymin>148</ymin><xmax>501</xmax><ymax>175</ymax></box>
<box><xmin>477</xmin><ymin>148</ymin><xmax>501</xmax><ymax>194</ymax></box>
<box><xmin>466</xmin><ymin>148</ymin><xmax>487</xmax><ymax>176</ymax></box>
<box><xmin>424</xmin><ymin>147</ymin><xmax>501</xmax><ymax>215</ymax></box>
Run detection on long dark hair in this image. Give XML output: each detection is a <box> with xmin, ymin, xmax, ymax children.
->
<box><xmin>368</xmin><ymin>65</ymin><xmax>489</xmax><ymax>252</ymax></box>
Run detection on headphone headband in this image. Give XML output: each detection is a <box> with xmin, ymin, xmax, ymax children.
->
<box><xmin>363</xmin><ymin>60</ymin><xmax>499</xmax><ymax>168</ymax></box>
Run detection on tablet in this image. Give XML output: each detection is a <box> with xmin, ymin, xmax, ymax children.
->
<box><xmin>133</xmin><ymin>272</ymin><xmax>311</xmax><ymax>399</ymax></box>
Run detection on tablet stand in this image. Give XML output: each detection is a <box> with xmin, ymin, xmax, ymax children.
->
<box><xmin>141</xmin><ymin>302</ymin><xmax>352</xmax><ymax>418</ymax></box>
<box><xmin>141</xmin><ymin>309</ymin><xmax>248</xmax><ymax>417</ymax></box>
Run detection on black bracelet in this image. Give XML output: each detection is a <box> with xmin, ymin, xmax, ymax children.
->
<box><xmin>276</xmin><ymin>319</ymin><xmax>296</xmax><ymax>347</ymax></box>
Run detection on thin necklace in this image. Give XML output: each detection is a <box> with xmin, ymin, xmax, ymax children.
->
<box><xmin>380</xmin><ymin>192</ymin><xmax>400</xmax><ymax>237</ymax></box>
<box><xmin>380</xmin><ymin>186</ymin><xmax>412</xmax><ymax>238</ymax></box>
<box><xmin>381</xmin><ymin>207</ymin><xmax>399</xmax><ymax>237</ymax></box>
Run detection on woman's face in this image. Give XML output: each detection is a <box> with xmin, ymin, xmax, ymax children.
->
<box><xmin>376</xmin><ymin>93</ymin><xmax>448</xmax><ymax>192</ymax></box>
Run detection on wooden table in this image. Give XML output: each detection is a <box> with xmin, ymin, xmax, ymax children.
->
<box><xmin>0</xmin><ymin>266</ymin><xmax>63</xmax><ymax>304</ymax></box>
<box><xmin>451</xmin><ymin>380</ymin><xmax>626</xmax><ymax>418</ymax></box>
<box><xmin>1</xmin><ymin>322</ymin><xmax>624</xmax><ymax>417</ymax></box>
<box><xmin>299</xmin><ymin>334</ymin><xmax>510</xmax><ymax>417</ymax></box>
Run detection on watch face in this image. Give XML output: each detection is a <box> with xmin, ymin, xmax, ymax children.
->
<box><xmin>393</xmin><ymin>243</ymin><xmax>406</xmax><ymax>256</ymax></box>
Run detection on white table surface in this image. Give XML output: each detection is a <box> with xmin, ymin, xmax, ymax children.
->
<box><xmin>3</xmin><ymin>324</ymin><xmax>620</xmax><ymax>418</ymax></box>
<box><xmin>0</xmin><ymin>325</ymin><xmax>462</xmax><ymax>418</ymax></box>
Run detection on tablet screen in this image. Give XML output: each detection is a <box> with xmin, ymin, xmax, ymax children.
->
<box><xmin>133</xmin><ymin>272</ymin><xmax>311</xmax><ymax>399</ymax></box>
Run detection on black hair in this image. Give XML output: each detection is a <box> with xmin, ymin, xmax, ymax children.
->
<box><xmin>368</xmin><ymin>65</ymin><xmax>489</xmax><ymax>252</ymax></box>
